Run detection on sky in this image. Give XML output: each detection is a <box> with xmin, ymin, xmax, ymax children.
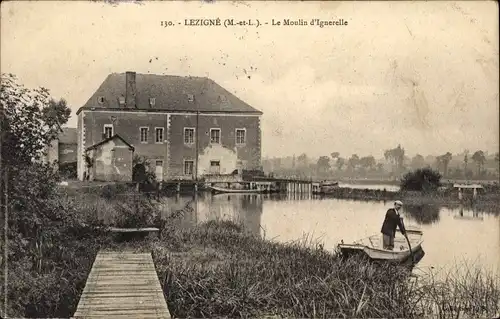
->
<box><xmin>1</xmin><ymin>0</ymin><xmax>499</xmax><ymax>159</ymax></box>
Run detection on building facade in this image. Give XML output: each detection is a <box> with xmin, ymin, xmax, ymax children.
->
<box><xmin>76</xmin><ymin>71</ymin><xmax>263</xmax><ymax>181</ymax></box>
<box><xmin>44</xmin><ymin>127</ymin><xmax>78</xmax><ymax>172</ymax></box>
<box><xmin>85</xmin><ymin>134</ymin><xmax>134</xmax><ymax>182</ymax></box>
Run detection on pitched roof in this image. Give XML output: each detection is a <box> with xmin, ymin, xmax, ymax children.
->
<box><xmin>77</xmin><ymin>72</ymin><xmax>262</xmax><ymax>114</ymax></box>
<box><xmin>85</xmin><ymin>134</ymin><xmax>135</xmax><ymax>152</ymax></box>
<box><xmin>58</xmin><ymin>127</ymin><xmax>77</xmax><ymax>144</ymax></box>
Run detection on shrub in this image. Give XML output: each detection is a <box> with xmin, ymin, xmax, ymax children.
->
<box><xmin>4</xmin><ymin>163</ymin><xmax>109</xmax><ymax>318</ymax></box>
<box><xmin>59</xmin><ymin>162</ymin><xmax>77</xmax><ymax>180</ymax></box>
<box><xmin>99</xmin><ymin>183</ymin><xmax>133</xmax><ymax>199</ymax></box>
<box><xmin>112</xmin><ymin>193</ymin><xmax>159</xmax><ymax>228</ymax></box>
<box><xmin>400</xmin><ymin>168</ymin><xmax>442</xmax><ymax>192</ymax></box>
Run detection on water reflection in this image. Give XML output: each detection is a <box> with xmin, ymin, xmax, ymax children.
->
<box><xmin>158</xmin><ymin>193</ymin><xmax>263</xmax><ymax>237</ymax></box>
<box><xmin>404</xmin><ymin>204</ymin><xmax>441</xmax><ymax>224</ymax></box>
<box><xmin>453</xmin><ymin>205</ymin><xmax>484</xmax><ymax>221</ymax></box>
<box><xmin>263</xmin><ymin>193</ymin><xmax>315</xmax><ymax>201</ymax></box>
<box><xmin>155</xmin><ymin>193</ymin><xmax>499</xmax><ymax>276</ymax></box>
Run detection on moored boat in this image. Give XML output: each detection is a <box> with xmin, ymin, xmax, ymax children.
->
<box><xmin>313</xmin><ymin>181</ymin><xmax>340</xmax><ymax>194</ymax></box>
<box><xmin>208</xmin><ymin>185</ymin><xmax>266</xmax><ymax>194</ymax></box>
<box><xmin>338</xmin><ymin>229</ymin><xmax>425</xmax><ymax>265</ymax></box>
<box><xmin>321</xmin><ymin>180</ymin><xmax>339</xmax><ymax>187</ymax></box>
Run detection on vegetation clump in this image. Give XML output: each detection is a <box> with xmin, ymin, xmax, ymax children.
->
<box><xmin>1</xmin><ymin>73</ymin><xmax>109</xmax><ymax>317</ymax></box>
<box><xmin>400</xmin><ymin>168</ymin><xmax>442</xmax><ymax>192</ymax></box>
<box><xmin>153</xmin><ymin>220</ymin><xmax>500</xmax><ymax>319</ymax></box>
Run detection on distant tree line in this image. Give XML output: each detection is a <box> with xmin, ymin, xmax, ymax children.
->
<box><xmin>262</xmin><ymin>144</ymin><xmax>499</xmax><ymax>181</ymax></box>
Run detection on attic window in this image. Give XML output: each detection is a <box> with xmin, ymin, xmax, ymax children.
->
<box><xmin>187</xmin><ymin>94</ymin><xmax>194</xmax><ymax>102</ymax></box>
<box><xmin>219</xmin><ymin>95</ymin><xmax>227</xmax><ymax>103</ymax></box>
<box><xmin>149</xmin><ymin>98</ymin><xmax>156</xmax><ymax>106</ymax></box>
<box><xmin>98</xmin><ymin>96</ymin><xmax>105</xmax><ymax>104</ymax></box>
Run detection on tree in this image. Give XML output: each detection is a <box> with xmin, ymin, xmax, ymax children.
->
<box><xmin>471</xmin><ymin>150</ymin><xmax>486</xmax><ymax>177</ymax></box>
<box><xmin>297</xmin><ymin>153</ymin><xmax>308</xmax><ymax>168</ymax></box>
<box><xmin>132</xmin><ymin>155</ymin><xmax>156</xmax><ymax>183</ymax></box>
<box><xmin>1</xmin><ymin>72</ymin><xmax>72</xmax><ymax>250</ymax></box>
<box><xmin>436</xmin><ymin>152</ymin><xmax>452</xmax><ymax>177</ymax></box>
<box><xmin>376</xmin><ymin>163</ymin><xmax>384</xmax><ymax>173</ymax></box>
<box><xmin>347</xmin><ymin>154</ymin><xmax>360</xmax><ymax>172</ymax></box>
<box><xmin>1</xmin><ymin>73</ymin><xmax>70</xmax><ymax>165</ymax></box>
<box><xmin>410</xmin><ymin>154</ymin><xmax>425</xmax><ymax>170</ymax></box>
<box><xmin>463</xmin><ymin>149</ymin><xmax>469</xmax><ymax>179</ymax></box>
<box><xmin>1</xmin><ymin>74</ymin><xmax>108</xmax><ymax>317</ymax></box>
<box><xmin>330</xmin><ymin>152</ymin><xmax>340</xmax><ymax>160</ymax></box>
<box><xmin>336</xmin><ymin>157</ymin><xmax>345</xmax><ymax>171</ymax></box>
<box><xmin>359</xmin><ymin>156</ymin><xmax>376</xmax><ymax>171</ymax></box>
<box><xmin>400</xmin><ymin>168</ymin><xmax>442</xmax><ymax>192</ymax></box>
<box><xmin>384</xmin><ymin>144</ymin><xmax>405</xmax><ymax>176</ymax></box>
<box><xmin>384</xmin><ymin>149</ymin><xmax>394</xmax><ymax>170</ymax></box>
<box><xmin>316</xmin><ymin>156</ymin><xmax>330</xmax><ymax>176</ymax></box>
<box><xmin>393</xmin><ymin>145</ymin><xmax>405</xmax><ymax>174</ymax></box>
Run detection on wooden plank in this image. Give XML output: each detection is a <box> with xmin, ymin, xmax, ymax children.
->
<box><xmin>73</xmin><ymin>251</ymin><xmax>170</xmax><ymax>318</ymax></box>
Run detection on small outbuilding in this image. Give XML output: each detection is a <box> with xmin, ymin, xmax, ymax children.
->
<box><xmin>84</xmin><ymin>134</ymin><xmax>134</xmax><ymax>182</ymax></box>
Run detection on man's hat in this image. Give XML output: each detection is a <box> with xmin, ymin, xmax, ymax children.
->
<box><xmin>394</xmin><ymin>200</ymin><xmax>403</xmax><ymax>207</ymax></box>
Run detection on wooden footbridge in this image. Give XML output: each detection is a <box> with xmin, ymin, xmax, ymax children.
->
<box><xmin>72</xmin><ymin>251</ymin><xmax>170</xmax><ymax>318</ymax></box>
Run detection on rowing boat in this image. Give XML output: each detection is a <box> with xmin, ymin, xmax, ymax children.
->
<box><xmin>338</xmin><ymin>229</ymin><xmax>425</xmax><ymax>265</ymax></box>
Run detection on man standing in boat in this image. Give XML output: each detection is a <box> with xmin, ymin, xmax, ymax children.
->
<box><xmin>381</xmin><ymin>200</ymin><xmax>407</xmax><ymax>250</ymax></box>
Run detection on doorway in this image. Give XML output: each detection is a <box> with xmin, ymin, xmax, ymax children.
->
<box><xmin>155</xmin><ymin>160</ymin><xmax>164</xmax><ymax>181</ymax></box>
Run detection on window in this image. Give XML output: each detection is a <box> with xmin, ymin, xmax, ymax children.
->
<box><xmin>149</xmin><ymin>97</ymin><xmax>156</xmax><ymax>106</ymax></box>
<box><xmin>187</xmin><ymin>94</ymin><xmax>194</xmax><ymax>102</ymax></box>
<box><xmin>210</xmin><ymin>161</ymin><xmax>220</xmax><ymax>174</ymax></box>
<box><xmin>155</xmin><ymin>127</ymin><xmax>164</xmax><ymax>143</ymax></box>
<box><xmin>98</xmin><ymin>96</ymin><xmax>105</xmax><ymax>104</ymax></box>
<box><xmin>104</xmin><ymin>124</ymin><xmax>113</xmax><ymax>139</ymax></box>
<box><xmin>118</xmin><ymin>96</ymin><xmax>125</xmax><ymax>106</ymax></box>
<box><xmin>184</xmin><ymin>128</ymin><xmax>195</xmax><ymax>144</ymax></box>
<box><xmin>236</xmin><ymin>129</ymin><xmax>246</xmax><ymax>145</ymax></box>
<box><xmin>184</xmin><ymin>160</ymin><xmax>194</xmax><ymax>175</ymax></box>
<box><xmin>210</xmin><ymin>128</ymin><xmax>221</xmax><ymax>144</ymax></box>
<box><xmin>140</xmin><ymin>127</ymin><xmax>149</xmax><ymax>143</ymax></box>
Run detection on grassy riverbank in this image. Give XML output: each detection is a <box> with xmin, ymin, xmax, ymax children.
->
<box><xmin>150</xmin><ymin>220</ymin><xmax>500</xmax><ymax>319</ymax></box>
<box><xmin>5</xmin><ymin>188</ymin><xmax>500</xmax><ymax>318</ymax></box>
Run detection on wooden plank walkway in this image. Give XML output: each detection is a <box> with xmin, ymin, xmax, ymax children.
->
<box><xmin>72</xmin><ymin>251</ymin><xmax>170</xmax><ymax>319</ymax></box>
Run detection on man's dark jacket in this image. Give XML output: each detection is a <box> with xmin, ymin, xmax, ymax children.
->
<box><xmin>381</xmin><ymin>208</ymin><xmax>406</xmax><ymax>237</ymax></box>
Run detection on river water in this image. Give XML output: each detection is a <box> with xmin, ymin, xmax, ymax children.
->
<box><xmin>159</xmin><ymin>191</ymin><xmax>500</xmax><ymax>277</ymax></box>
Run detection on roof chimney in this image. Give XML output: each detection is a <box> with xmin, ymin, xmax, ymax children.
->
<box><xmin>125</xmin><ymin>71</ymin><xmax>137</xmax><ymax>108</ymax></box>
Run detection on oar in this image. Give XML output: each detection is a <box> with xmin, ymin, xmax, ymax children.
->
<box><xmin>404</xmin><ymin>233</ymin><xmax>415</xmax><ymax>264</ymax></box>
<box><xmin>401</xmin><ymin>219</ymin><xmax>415</xmax><ymax>265</ymax></box>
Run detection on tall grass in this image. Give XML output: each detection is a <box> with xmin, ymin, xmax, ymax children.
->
<box><xmin>416</xmin><ymin>262</ymin><xmax>500</xmax><ymax>318</ymax></box>
<box><xmin>9</xmin><ymin>185</ymin><xmax>498</xmax><ymax>318</ymax></box>
<box><xmin>6</xmin><ymin>188</ymin><xmax>160</xmax><ymax>318</ymax></box>
<box><xmin>6</xmin><ymin>194</ymin><xmax>111</xmax><ymax>318</ymax></box>
<box><xmin>152</xmin><ymin>220</ymin><xmax>499</xmax><ymax>319</ymax></box>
